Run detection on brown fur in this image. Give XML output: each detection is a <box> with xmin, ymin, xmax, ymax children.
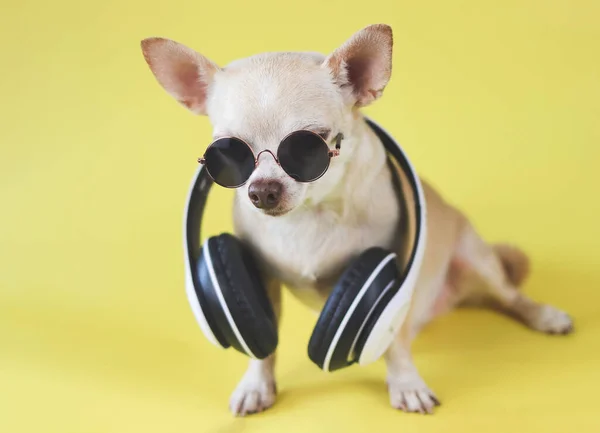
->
<box><xmin>140</xmin><ymin>23</ymin><xmax>574</xmax><ymax>417</ymax></box>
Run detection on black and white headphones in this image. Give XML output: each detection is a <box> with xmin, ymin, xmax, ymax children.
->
<box><xmin>183</xmin><ymin>117</ymin><xmax>427</xmax><ymax>372</ymax></box>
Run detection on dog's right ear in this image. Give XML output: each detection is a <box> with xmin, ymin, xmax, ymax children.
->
<box><xmin>141</xmin><ymin>38</ymin><xmax>221</xmax><ymax>115</ymax></box>
<box><xmin>323</xmin><ymin>24</ymin><xmax>393</xmax><ymax>107</ymax></box>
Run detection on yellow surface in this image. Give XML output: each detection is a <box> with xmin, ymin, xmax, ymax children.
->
<box><xmin>1</xmin><ymin>1</ymin><xmax>599</xmax><ymax>432</ymax></box>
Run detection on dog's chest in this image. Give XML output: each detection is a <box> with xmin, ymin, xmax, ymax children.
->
<box><xmin>248</xmin><ymin>208</ymin><xmax>399</xmax><ymax>310</ymax></box>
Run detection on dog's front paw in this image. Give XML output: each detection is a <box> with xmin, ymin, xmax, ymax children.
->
<box><xmin>229</xmin><ymin>375</ymin><xmax>277</xmax><ymax>416</ymax></box>
<box><xmin>387</xmin><ymin>376</ymin><xmax>440</xmax><ymax>414</ymax></box>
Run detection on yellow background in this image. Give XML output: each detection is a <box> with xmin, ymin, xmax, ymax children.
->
<box><xmin>1</xmin><ymin>1</ymin><xmax>599</xmax><ymax>432</ymax></box>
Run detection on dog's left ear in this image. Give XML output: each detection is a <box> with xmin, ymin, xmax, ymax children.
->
<box><xmin>141</xmin><ymin>38</ymin><xmax>221</xmax><ymax>115</ymax></box>
<box><xmin>323</xmin><ymin>24</ymin><xmax>393</xmax><ymax>107</ymax></box>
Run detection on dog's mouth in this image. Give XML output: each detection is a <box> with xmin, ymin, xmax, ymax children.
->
<box><xmin>261</xmin><ymin>208</ymin><xmax>291</xmax><ymax>217</ymax></box>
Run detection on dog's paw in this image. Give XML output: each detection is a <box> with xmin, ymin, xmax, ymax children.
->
<box><xmin>529</xmin><ymin>304</ymin><xmax>574</xmax><ymax>335</ymax></box>
<box><xmin>387</xmin><ymin>377</ymin><xmax>440</xmax><ymax>414</ymax></box>
<box><xmin>229</xmin><ymin>376</ymin><xmax>277</xmax><ymax>416</ymax></box>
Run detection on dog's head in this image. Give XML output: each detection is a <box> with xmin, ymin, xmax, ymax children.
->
<box><xmin>141</xmin><ymin>24</ymin><xmax>393</xmax><ymax>217</ymax></box>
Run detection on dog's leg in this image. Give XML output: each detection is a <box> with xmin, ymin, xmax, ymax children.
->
<box><xmin>455</xmin><ymin>224</ymin><xmax>573</xmax><ymax>334</ymax></box>
<box><xmin>229</xmin><ymin>354</ymin><xmax>277</xmax><ymax>416</ymax></box>
<box><xmin>385</xmin><ymin>321</ymin><xmax>441</xmax><ymax>414</ymax></box>
<box><xmin>229</xmin><ymin>278</ymin><xmax>281</xmax><ymax>416</ymax></box>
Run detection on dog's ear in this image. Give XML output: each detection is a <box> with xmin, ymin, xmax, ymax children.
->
<box><xmin>323</xmin><ymin>24</ymin><xmax>393</xmax><ymax>107</ymax></box>
<box><xmin>141</xmin><ymin>38</ymin><xmax>220</xmax><ymax>115</ymax></box>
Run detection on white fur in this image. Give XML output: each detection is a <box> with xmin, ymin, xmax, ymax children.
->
<box><xmin>141</xmin><ymin>24</ymin><xmax>574</xmax><ymax>417</ymax></box>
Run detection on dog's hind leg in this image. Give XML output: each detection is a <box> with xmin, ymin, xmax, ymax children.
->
<box><xmin>454</xmin><ymin>223</ymin><xmax>574</xmax><ymax>335</ymax></box>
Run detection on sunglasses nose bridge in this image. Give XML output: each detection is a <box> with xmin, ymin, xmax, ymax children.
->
<box><xmin>255</xmin><ymin>149</ymin><xmax>280</xmax><ymax>165</ymax></box>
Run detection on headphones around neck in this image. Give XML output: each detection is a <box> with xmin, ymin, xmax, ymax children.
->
<box><xmin>183</xmin><ymin>117</ymin><xmax>427</xmax><ymax>372</ymax></box>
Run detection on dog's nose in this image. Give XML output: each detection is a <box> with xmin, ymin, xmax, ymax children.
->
<box><xmin>248</xmin><ymin>180</ymin><xmax>282</xmax><ymax>209</ymax></box>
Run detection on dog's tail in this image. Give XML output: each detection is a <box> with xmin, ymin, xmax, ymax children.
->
<box><xmin>493</xmin><ymin>243</ymin><xmax>530</xmax><ymax>288</ymax></box>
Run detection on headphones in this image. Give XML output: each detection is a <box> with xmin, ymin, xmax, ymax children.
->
<box><xmin>183</xmin><ymin>117</ymin><xmax>427</xmax><ymax>372</ymax></box>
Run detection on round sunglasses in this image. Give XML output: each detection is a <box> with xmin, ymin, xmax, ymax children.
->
<box><xmin>198</xmin><ymin>130</ymin><xmax>344</xmax><ymax>188</ymax></box>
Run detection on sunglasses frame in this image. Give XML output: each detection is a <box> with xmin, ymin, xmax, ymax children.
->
<box><xmin>197</xmin><ymin>130</ymin><xmax>344</xmax><ymax>188</ymax></box>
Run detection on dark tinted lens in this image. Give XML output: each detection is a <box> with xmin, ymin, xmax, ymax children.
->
<box><xmin>204</xmin><ymin>138</ymin><xmax>255</xmax><ymax>187</ymax></box>
<box><xmin>277</xmin><ymin>131</ymin><xmax>330</xmax><ymax>182</ymax></box>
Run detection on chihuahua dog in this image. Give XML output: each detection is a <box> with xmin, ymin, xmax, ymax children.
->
<box><xmin>141</xmin><ymin>24</ymin><xmax>573</xmax><ymax>416</ymax></box>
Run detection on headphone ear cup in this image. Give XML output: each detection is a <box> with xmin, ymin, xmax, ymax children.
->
<box><xmin>307</xmin><ymin>248</ymin><xmax>398</xmax><ymax>372</ymax></box>
<box><xmin>196</xmin><ymin>233</ymin><xmax>278</xmax><ymax>359</ymax></box>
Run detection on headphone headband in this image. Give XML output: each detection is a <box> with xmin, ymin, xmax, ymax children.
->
<box><xmin>183</xmin><ymin>116</ymin><xmax>427</xmax><ymax>360</ymax></box>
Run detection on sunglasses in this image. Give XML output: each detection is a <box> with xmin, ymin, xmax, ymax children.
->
<box><xmin>198</xmin><ymin>130</ymin><xmax>344</xmax><ymax>188</ymax></box>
